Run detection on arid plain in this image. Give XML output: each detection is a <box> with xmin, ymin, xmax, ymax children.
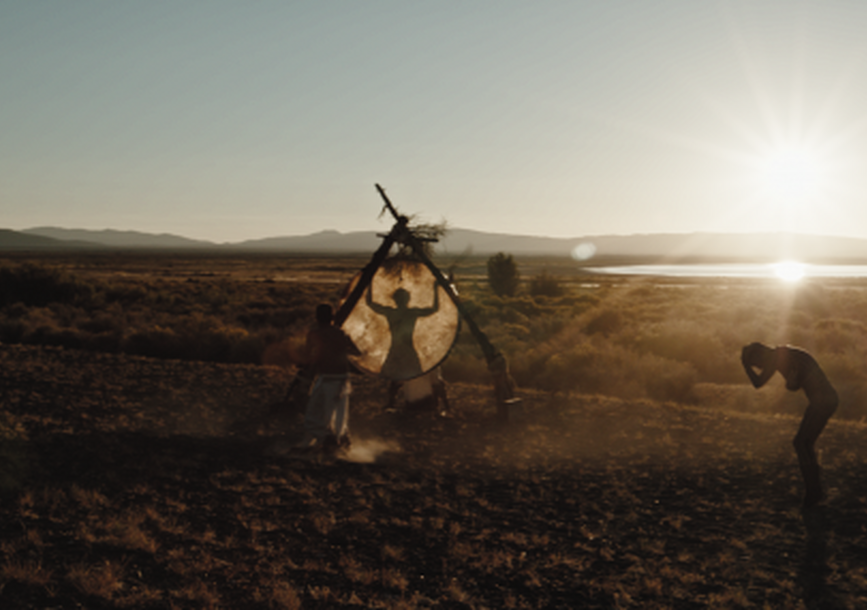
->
<box><xmin>2</xmin><ymin>252</ymin><xmax>867</xmax><ymax>609</ymax></box>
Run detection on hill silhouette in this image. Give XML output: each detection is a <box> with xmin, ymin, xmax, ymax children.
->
<box><xmin>23</xmin><ymin>227</ymin><xmax>215</xmax><ymax>249</ymax></box>
<box><xmin>4</xmin><ymin>226</ymin><xmax>867</xmax><ymax>262</ymax></box>
<box><xmin>0</xmin><ymin>229</ymin><xmax>100</xmax><ymax>250</ymax></box>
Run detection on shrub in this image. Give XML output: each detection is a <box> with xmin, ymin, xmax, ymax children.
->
<box><xmin>125</xmin><ymin>326</ymin><xmax>185</xmax><ymax>360</ymax></box>
<box><xmin>442</xmin><ymin>353</ymin><xmax>488</xmax><ymax>384</ymax></box>
<box><xmin>529</xmin><ymin>271</ymin><xmax>564</xmax><ymax>297</ymax></box>
<box><xmin>584</xmin><ymin>308</ymin><xmax>624</xmax><ymax>336</ymax></box>
<box><xmin>0</xmin><ymin>263</ymin><xmax>94</xmax><ymax>307</ymax></box>
<box><xmin>633</xmin><ymin>322</ymin><xmax>739</xmax><ymax>383</ymax></box>
<box><xmin>642</xmin><ymin>357</ymin><xmax>698</xmax><ymax>403</ymax></box>
<box><xmin>813</xmin><ymin>318</ymin><xmax>867</xmax><ymax>355</ymax></box>
<box><xmin>487</xmin><ymin>253</ymin><xmax>520</xmax><ymax>297</ymax></box>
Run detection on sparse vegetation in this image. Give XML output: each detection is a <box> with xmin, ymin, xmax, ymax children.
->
<box><xmin>528</xmin><ymin>269</ymin><xmax>564</xmax><ymax>297</ymax></box>
<box><xmin>446</xmin><ymin>270</ymin><xmax>867</xmax><ymax>418</ymax></box>
<box><xmin>1</xmin><ymin>340</ymin><xmax>866</xmax><ymax>608</ymax></box>
<box><xmin>4</xmin><ymin>254</ymin><xmax>867</xmax><ymax>417</ymax></box>
<box><xmin>0</xmin><ymin>255</ymin><xmax>343</xmax><ymax>366</ymax></box>
<box><xmin>2</xmin><ymin>253</ymin><xmax>867</xmax><ymax>607</ymax></box>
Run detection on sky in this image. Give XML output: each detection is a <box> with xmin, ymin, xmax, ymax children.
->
<box><xmin>3</xmin><ymin>1</ymin><xmax>867</xmax><ymax>243</ymax></box>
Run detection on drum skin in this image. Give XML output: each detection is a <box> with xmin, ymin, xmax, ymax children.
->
<box><xmin>340</xmin><ymin>260</ymin><xmax>460</xmax><ymax>381</ymax></box>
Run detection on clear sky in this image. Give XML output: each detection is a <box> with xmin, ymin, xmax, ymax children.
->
<box><xmin>3</xmin><ymin>1</ymin><xmax>867</xmax><ymax>243</ymax></box>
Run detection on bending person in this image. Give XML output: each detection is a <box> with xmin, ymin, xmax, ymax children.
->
<box><xmin>741</xmin><ymin>342</ymin><xmax>838</xmax><ymax>507</ymax></box>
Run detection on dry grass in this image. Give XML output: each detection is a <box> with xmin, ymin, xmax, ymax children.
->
<box><xmin>1</xmin><ymin>560</ymin><xmax>53</xmax><ymax>587</ymax></box>
<box><xmin>67</xmin><ymin>560</ymin><xmax>126</xmax><ymax>598</ymax></box>
<box><xmin>2</xmin><ymin>257</ymin><xmax>867</xmax><ymax>608</ymax></box>
<box><xmin>3</xmin><ymin>340</ymin><xmax>865</xmax><ymax>608</ymax></box>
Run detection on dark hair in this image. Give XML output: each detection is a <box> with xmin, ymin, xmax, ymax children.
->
<box><xmin>743</xmin><ymin>341</ymin><xmax>773</xmax><ymax>366</ymax></box>
<box><xmin>316</xmin><ymin>303</ymin><xmax>333</xmax><ymax>325</ymax></box>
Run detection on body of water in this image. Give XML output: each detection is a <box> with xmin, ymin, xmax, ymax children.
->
<box><xmin>591</xmin><ymin>263</ymin><xmax>867</xmax><ymax>279</ymax></box>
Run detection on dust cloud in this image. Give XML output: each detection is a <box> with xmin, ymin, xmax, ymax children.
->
<box><xmin>261</xmin><ymin>436</ymin><xmax>400</xmax><ymax>463</ymax></box>
<box><xmin>343</xmin><ymin>438</ymin><xmax>401</xmax><ymax>463</ymax></box>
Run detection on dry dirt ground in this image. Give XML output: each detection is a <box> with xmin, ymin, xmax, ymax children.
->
<box><xmin>1</xmin><ymin>343</ymin><xmax>867</xmax><ymax>609</ymax></box>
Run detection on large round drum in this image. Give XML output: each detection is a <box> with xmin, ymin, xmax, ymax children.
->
<box><xmin>340</xmin><ymin>260</ymin><xmax>460</xmax><ymax>381</ymax></box>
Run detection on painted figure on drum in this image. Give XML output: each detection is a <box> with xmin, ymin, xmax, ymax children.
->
<box><xmin>366</xmin><ymin>281</ymin><xmax>440</xmax><ymax>380</ymax></box>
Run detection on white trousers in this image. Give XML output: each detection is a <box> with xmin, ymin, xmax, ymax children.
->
<box><xmin>304</xmin><ymin>374</ymin><xmax>350</xmax><ymax>441</ymax></box>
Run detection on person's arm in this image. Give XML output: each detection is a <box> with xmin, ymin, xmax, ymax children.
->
<box><xmin>366</xmin><ymin>286</ymin><xmax>387</xmax><ymax>315</ymax></box>
<box><xmin>415</xmin><ymin>281</ymin><xmax>440</xmax><ymax>317</ymax></box>
<box><xmin>742</xmin><ymin>345</ymin><xmax>776</xmax><ymax>388</ymax></box>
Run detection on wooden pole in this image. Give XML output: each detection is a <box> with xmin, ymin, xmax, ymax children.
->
<box><xmin>374</xmin><ymin>184</ymin><xmax>517</xmax><ymax>415</ymax></box>
<box><xmin>283</xmin><ymin>213</ymin><xmax>405</xmax><ymax>412</ymax></box>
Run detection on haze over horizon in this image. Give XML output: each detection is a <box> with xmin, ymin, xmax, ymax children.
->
<box><xmin>4</xmin><ymin>2</ymin><xmax>867</xmax><ymax>243</ymax></box>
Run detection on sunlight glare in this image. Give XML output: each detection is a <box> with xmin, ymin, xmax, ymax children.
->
<box><xmin>760</xmin><ymin>147</ymin><xmax>823</xmax><ymax>202</ymax></box>
<box><xmin>771</xmin><ymin>260</ymin><xmax>806</xmax><ymax>283</ymax></box>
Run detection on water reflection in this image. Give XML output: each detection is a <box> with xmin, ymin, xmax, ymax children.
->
<box><xmin>592</xmin><ymin>263</ymin><xmax>867</xmax><ymax>279</ymax></box>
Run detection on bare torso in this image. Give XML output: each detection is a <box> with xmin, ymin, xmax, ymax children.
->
<box><xmin>775</xmin><ymin>347</ymin><xmax>837</xmax><ymax>406</ymax></box>
<box><xmin>306</xmin><ymin>325</ymin><xmax>359</xmax><ymax>376</ymax></box>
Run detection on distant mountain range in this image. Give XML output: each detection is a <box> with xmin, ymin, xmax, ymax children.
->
<box><xmin>5</xmin><ymin>226</ymin><xmax>867</xmax><ymax>263</ymax></box>
<box><xmin>21</xmin><ymin>227</ymin><xmax>214</xmax><ymax>249</ymax></box>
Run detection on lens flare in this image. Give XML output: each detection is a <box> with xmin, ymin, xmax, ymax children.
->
<box><xmin>771</xmin><ymin>260</ymin><xmax>805</xmax><ymax>282</ymax></box>
<box><xmin>571</xmin><ymin>242</ymin><xmax>597</xmax><ymax>261</ymax></box>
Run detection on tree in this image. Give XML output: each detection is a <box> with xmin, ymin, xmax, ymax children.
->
<box><xmin>487</xmin><ymin>252</ymin><xmax>520</xmax><ymax>297</ymax></box>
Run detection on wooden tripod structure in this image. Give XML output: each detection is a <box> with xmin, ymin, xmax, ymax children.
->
<box><xmin>285</xmin><ymin>184</ymin><xmax>519</xmax><ymax>419</ymax></box>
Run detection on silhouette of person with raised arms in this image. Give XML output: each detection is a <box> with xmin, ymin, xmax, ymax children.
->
<box><xmin>741</xmin><ymin>342</ymin><xmax>838</xmax><ymax>507</ymax></box>
<box><xmin>296</xmin><ymin>303</ymin><xmax>360</xmax><ymax>454</ymax></box>
<box><xmin>366</xmin><ymin>282</ymin><xmax>439</xmax><ymax>380</ymax></box>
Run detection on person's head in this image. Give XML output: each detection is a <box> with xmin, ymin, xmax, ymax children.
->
<box><xmin>392</xmin><ymin>288</ymin><xmax>410</xmax><ymax>308</ymax></box>
<box><xmin>315</xmin><ymin>303</ymin><xmax>334</xmax><ymax>326</ymax></box>
<box><xmin>743</xmin><ymin>342</ymin><xmax>774</xmax><ymax>367</ymax></box>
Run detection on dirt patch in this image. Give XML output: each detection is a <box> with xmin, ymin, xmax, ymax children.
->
<box><xmin>2</xmin><ymin>344</ymin><xmax>866</xmax><ymax>608</ymax></box>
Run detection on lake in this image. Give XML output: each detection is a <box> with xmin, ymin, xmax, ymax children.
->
<box><xmin>591</xmin><ymin>263</ymin><xmax>867</xmax><ymax>279</ymax></box>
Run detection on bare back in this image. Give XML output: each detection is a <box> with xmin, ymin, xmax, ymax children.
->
<box><xmin>776</xmin><ymin>347</ymin><xmax>836</xmax><ymax>406</ymax></box>
<box><xmin>306</xmin><ymin>324</ymin><xmax>359</xmax><ymax>376</ymax></box>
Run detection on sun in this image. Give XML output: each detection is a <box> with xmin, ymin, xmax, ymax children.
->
<box><xmin>771</xmin><ymin>260</ymin><xmax>806</xmax><ymax>282</ymax></box>
<box><xmin>759</xmin><ymin>146</ymin><xmax>825</xmax><ymax>203</ymax></box>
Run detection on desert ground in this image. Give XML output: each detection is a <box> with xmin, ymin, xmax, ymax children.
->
<box><xmin>1</xmin><ymin>253</ymin><xmax>866</xmax><ymax>609</ymax></box>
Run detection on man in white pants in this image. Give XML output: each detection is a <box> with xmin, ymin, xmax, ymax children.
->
<box><xmin>298</xmin><ymin>303</ymin><xmax>360</xmax><ymax>454</ymax></box>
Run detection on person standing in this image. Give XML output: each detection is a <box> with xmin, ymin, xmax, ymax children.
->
<box><xmin>297</xmin><ymin>303</ymin><xmax>360</xmax><ymax>454</ymax></box>
<box><xmin>741</xmin><ymin>342</ymin><xmax>838</xmax><ymax>507</ymax></box>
